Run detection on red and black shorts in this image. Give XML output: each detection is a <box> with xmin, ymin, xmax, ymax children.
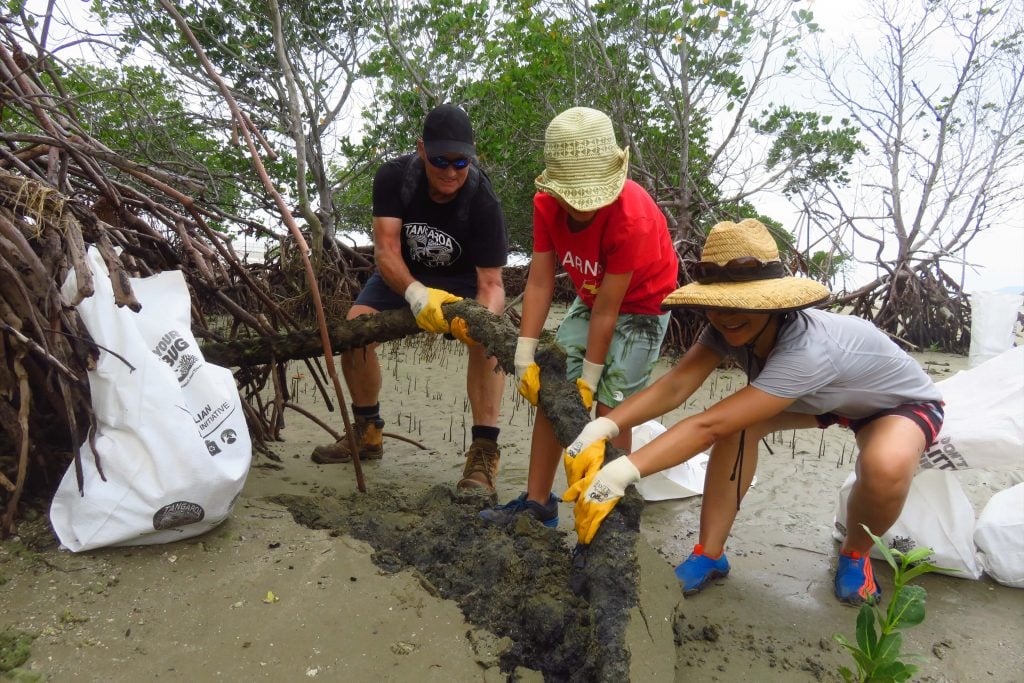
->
<box><xmin>816</xmin><ymin>400</ymin><xmax>945</xmax><ymax>446</ymax></box>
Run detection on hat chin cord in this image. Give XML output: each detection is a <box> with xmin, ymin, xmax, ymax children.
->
<box><xmin>730</xmin><ymin>315</ymin><xmax>777</xmax><ymax>511</ymax></box>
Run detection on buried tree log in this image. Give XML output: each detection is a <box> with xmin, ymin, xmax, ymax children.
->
<box><xmin>535</xmin><ymin>337</ymin><xmax>650</xmax><ymax>682</ymax></box>
<box><xmin>218</xmin><ymin>299</ymin><xmax>650</xmax><ymax>680</ymax></box>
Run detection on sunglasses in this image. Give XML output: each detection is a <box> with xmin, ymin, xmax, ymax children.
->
<box><xmin>427</xmin><ymin>156</ymin><xmax>471</xmax><ymax>170</ymax></box>
<box><xmin>687</xmin><ymin>256</ymin><xmax>787</xmax><ymax>284</ymax></box>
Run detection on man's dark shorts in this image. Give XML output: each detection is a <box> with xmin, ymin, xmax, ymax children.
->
<box><xmin>355</xmin><ymin>271</ymin><xmax>479</xmax><ymax>311</ymax></box>
<box><xmin>816</xmin><ymin>400</ymin><xmax>945</xmax><ymax>446</ymax></box>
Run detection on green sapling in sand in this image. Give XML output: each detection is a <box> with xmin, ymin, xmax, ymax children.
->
<box><xmin>834</xmin><ymin>525</ymin><xmax>953</xmax><ymax>682</ymax></box>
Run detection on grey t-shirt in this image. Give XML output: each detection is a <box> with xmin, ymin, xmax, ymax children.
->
<box><xmin>698</xmin><ymin>309</ymin><xmax>941</xmax><ymax>419</ymax></box>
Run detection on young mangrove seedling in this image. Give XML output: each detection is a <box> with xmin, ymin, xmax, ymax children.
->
<box><xmin>834</xmin><ymin>525</ymin><xmax>953</xmax><ymax>682</ymax></box>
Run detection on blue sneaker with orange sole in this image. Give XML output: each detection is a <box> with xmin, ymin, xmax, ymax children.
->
<box><xmin>674</xmin><ymin>544</ymin><xmax>730</xmax><ymax>595</ymax></box>
<box><xmin>835</xmin><ymin>551</ymin><xmax>882</xmax><ymax>605</ymax></box>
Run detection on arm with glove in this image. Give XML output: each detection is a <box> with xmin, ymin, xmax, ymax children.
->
<box><xmin>561</xmin><ymin>343</ymin><xmax>726</xmax><ymax>543</ymax></box>
<box><xmin>371</xmin><ymin>216</ymin><xmax>462</xmax><ymax>335</ymax></box>
<box><xmin>575</xmin><ymin>271</ymin><xmax>631</xmax><ymax>410</ymax></box>
<box><xmin>514</xmin><ymin>251</ymin><xmax>557</xmax><ymax>405</ymax></box>
<box><xmin>563</xmin><ymin>455</ymin><xmax>641</xmax><ymax>544</ymax></box>
<box><xmin>566</xmin><ymin>383</ymin><xmax>797</xmax><ymax>543</ymax></box>
<box><xmin>561</xmin><ymin>420</ymin><xmax>624</xmax><ymax>544</ymax></box>
<box><xmin>447</xmin><ymin>265</ymin><xmax>505</xmax><ymax>346</ymax></box>
<box><xmin>567</xmin><ymin>342</ymin><xmax>724</xmax><ymax>456</ymax></box>
<box><xmin>404</xmin><ymin>281</ymin><xmax>462</xmax><ymax>334</ymax></box>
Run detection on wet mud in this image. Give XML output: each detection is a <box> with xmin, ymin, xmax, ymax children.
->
<box><xmin>674</xmin><ymin>611</ymin><xmax>833</xmax><ymax>681</ymax></box>
<box><xmin>273</xmin><ymin>484</ymin><xmax>641</xmax><ymax>682</ymax></box>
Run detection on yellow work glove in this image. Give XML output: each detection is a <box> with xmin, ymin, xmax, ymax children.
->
<box><xmin>404</xmin><ymin>281</ymin><xmax>462</xmax><ymax>335</ymax></box>
<box><xmin>563</xmin><ymin>440</ymin><xmax>606</xmax><ymax>491</ymax></box>
<box><xmin>449</xmin><ymin>317</ymin><xmax>478</xmax><ymax>346</ymax></box>
<box><xmin>567</xmin><ymin>417</ymin><xmax>620</xmax><ymax>457</ymax></box>
<box><xmin>575</xmin><ymin>378</ymin><xmax>594</xmax><ymax>411</ymax></box>
<box><xmin>514</xmin><ymin>337</ymin><xmax>540</xmax><ymax>404</ymax></box>
<box><xmin>563</xmin><ymin>456</ymin><xmax>640</xmax><ymax>545</ymax></box>
<box><xmin>517</xmin><ymin>363</ymin><xmax>541</xmax><ymax>406</ymax></box>
<box><xmin>577</xmin><ymin>359</ymin><xmax>604</xmax><ymax>411</ymax></box>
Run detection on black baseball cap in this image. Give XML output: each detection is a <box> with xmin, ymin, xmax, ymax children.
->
<box><xmin>422</xmin><ymin>104</ymin><xmax>476</xmax><ymax>158</ymax></box>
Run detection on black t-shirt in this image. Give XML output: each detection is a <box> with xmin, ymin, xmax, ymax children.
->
<box><xmin>372</xmin><ymin>154</ymin><xmax>508</xmax><ymax>278</ymax></box>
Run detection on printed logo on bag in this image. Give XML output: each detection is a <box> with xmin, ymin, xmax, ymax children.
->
<box><xmin>152</xmin><ymin>329</ymin><xmax>202</xmax><ymax>385</ymax></box>
<box><xmin>920</xmin><ymin>436</ymin><xmax>968</xmax><ymax>470</ymax></box>
<box><xmin>152</xmin><ymin>501</ymin><xmax>205</xmax><ymax>530</ymax></box>
<box><xmin>176</xmin><ymin>353</ymin><xmax>199</xmax><ymax>383</ymax></box>
<box><xmin>220</xmin><ymin>429</ymin><xmax>237</xmax><ymax>444</ymax></box>
<box><xmin>205</xmin><ymin>439</ymin><xmax>222</xmax><ymax>456</ymax></box>
<box><xmin>194</xmin><ymin>400</ymin><xmax>235</xmax><ymax>438</ymax></box>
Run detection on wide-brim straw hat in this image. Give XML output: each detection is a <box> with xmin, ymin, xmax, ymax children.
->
<box><xmin>535</xmin><ymin>107</ymin><xmax>629</xmax><ymax>212</ymax></box>
<box><xmin>661</xmin><ymin>219</ymin><xmax>831</xmax><ymax>313</ymax></box>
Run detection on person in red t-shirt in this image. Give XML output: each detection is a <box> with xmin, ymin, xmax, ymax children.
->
<box><xmin>480</xmin><ymin>107</ymin><xmax>678</xmax><ymax>528</ymax></box>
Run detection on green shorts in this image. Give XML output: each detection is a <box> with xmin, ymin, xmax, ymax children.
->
<box><xmin>555</xmin><ymin>297</ymin><xmax>670</xmax><ymax>408</ymax></box>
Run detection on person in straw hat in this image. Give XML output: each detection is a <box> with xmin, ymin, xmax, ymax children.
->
<box><xmin>479</xmin><ymin>106</ymin><xmax>678</xmax><ymax>529</ymax></box>
<box><xmin>563</xmin><ymin>218</ymin><xmax>944</xmax><ymax>606</ymax></box>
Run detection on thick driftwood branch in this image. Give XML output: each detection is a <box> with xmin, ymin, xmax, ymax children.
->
<box><xmin>201</xmin><ymin>308</ymin><xmax>423</xmax><ymax>366</ymax></box>
<box><xmin>202</xmin><ymin>298</ymin><xmax>640</xmax><ymax>679</ymax></box>
<box><xmin>200</xmin><ymin>300</ymin><xmax>518</xmax><ymax>368</ymax></box>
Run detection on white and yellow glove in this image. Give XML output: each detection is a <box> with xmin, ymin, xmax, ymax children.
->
<box><xmin>404</xmin><ymin>281</ymin><xmax>462</xmax><ymax>335</ymax></box>
<box><xmin>514</xmin><ymin>337</ymin><xmax>540</xmax><ymax>406</ymax></box>
<box><xmin>563</xmin><ymin>456</ymin><xmax>640</xmax><ymax>545</ymax></box>
<box><xmin>563</xmin><ymin>440</ymin><xmax>606</xmax><ymax>491</ymax></box>
<box><xmin>575</xmin><ymin>359</ymin><xmax>604</xmax><ymax>411</ymax></box>
<box><xmin>566</xmin><ymin>416</ymin><xmax>620</xmax><ymax>457</ymax></box>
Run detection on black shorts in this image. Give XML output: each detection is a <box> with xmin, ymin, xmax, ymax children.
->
<box><xmin>354</xmin><ymin>271</ymin><xmax>479</xmax><ymax>311</ymax></box>
<box><xmin>816</xmin><ymin>400</ymin><xmax>945</xmax><ymax>446</ymax></box>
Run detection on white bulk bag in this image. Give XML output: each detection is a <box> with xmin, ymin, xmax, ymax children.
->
<box><xmin>920</xmin><ymin>347</ymin><xmax>1024</xmax><ymax>471</ymax></box>
<box><xmin>833</xmin><ymin>469</ymin><xmax>981</xmax><ymax>579</ymax></box>
<box><xmin>49</xmin><ymin>248</ymin><xmax>251</xmax><ymax>551</ymax></box>
<box><xmin>967</xmin><ymin>291</ymin><xmax>1022</xmax><ymax>368</ymax></box>
<box><xmin>974</xmin><ymin>483</ymin><xmax>1024</xmax><ymax>588</ymax></box>
<box><xmin>632</xmin><ymin>420</ymin><xmax>710</xmax><ymax>501</ymax></box>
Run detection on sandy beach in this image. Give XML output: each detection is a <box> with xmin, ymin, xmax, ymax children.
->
<box><xmin>1</xmin><ymin>310</ymin><xmax>1022</xmax><ymax>682</ymax></box>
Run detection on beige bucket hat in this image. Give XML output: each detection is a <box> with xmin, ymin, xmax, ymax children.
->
<box><xmin>535</xmin><ymin>107</ymin><xmax>629</xmax><ymax>212</ymax></box>
<box><xmin>661</xmin><ymin>219</ymin><xmax>831</xmax><ymax>312</ymax></box>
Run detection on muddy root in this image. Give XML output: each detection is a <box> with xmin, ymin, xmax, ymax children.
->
<box><xmin>273</xmin><ymin>485</ymin><xmax>638</xmax><ymax>682</ymax></box>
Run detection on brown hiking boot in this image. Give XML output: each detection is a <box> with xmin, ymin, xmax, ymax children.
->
<box><xmin>311</xmin><ymin>415</ymin><xmax>384</xmax><ymax>464</ymax></box>
<box><xmin>457</xmin><ymin>438</ymin><xmax>500</xmax><ymax>492</ymax></box>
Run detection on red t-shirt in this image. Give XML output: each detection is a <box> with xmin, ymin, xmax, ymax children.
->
<box><xmin>533</xmin><ymin>180</ymin><xmax>678</xmax><ymax>314</ymax></box>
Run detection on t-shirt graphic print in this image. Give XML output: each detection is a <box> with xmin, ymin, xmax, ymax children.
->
<box><xmin>404</xmin><ymin>222</ymin><xmax>463</xmax><ymax>268</ymax></box>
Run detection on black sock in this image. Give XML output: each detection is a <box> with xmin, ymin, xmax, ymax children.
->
<box><xmin>353</xmin><ymin>403</ymin><xmax>380</xmax><ymax>420</ymax></box>
<box><xmin>472</xmin><ymin>425</ymin><xmax>500</xmax><ymax>443</ymax></box>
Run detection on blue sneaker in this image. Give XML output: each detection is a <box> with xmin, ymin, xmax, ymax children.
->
<box><xmin>479</xmin><ymin>493</ymin><xmax>559</xmax><ymax>528</ymax></box>
<box><xmin>835</xmin><ymin>551</ymin><xmax>881</xmax><ymax>606</ymax></box>
<box><xmin>674</xmin><ymin>544</ymin><xmax>730</xmax><ymax>595</ymax></box>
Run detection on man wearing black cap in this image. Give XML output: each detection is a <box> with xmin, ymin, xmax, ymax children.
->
<box><xmin>312</xmin><ymin>104</ymin><xmax>509</xmax><ymax>494</ymax></box>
